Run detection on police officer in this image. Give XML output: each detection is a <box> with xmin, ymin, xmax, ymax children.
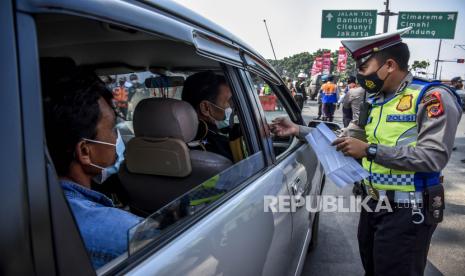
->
<box><xmin>296</xmin><ymin>72</ymin><xmax>309</xmax><ymax>103</ymax></box>
<box><xmin>270</xmin><ymin>27</ymin><xmax>462</xmax><ymax>276</ymax></box>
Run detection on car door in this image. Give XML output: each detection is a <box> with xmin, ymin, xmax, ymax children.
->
<box><xmin>116</xmin><ymin>65</ymin><xmax>295</xmax><ymax>276</ymax></box>
<box><xmin>241</xmin><ymin>70</ymin><xmax>324</xmax><ymax>276</ymax></box>
<box><xmin>0</xmin><ymin>1</ymin><xmax>37</xmax><ymax>274</ymax></box>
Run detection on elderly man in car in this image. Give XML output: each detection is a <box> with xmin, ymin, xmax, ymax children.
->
<box><xmin>43</xmin><ymin>68</ymin><xmax>142</xmax><ymax>269</ymax></box>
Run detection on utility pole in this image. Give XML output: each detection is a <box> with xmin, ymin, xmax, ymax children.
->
<box><xmin>433</xmin><ymin>39</ymin><xmax>442</xmax><ymax>80</ymax></box>
<box><xmin>378</xmin><ymin>0</ymin><xmax>398</xmax><ymax>33</ymax></box>
<box><xmin>263</xmin><ymin>19</ymin><xmax>277</xmax><ymax>61</ymax></box>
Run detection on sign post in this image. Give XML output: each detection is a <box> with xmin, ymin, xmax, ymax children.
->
<box><xmin>321</xmin><ymin>10</ymin><xmax>377</xmax><ymax>38</ymax></box>
<box><xmin>397</xmin><ymin>12</ymin><xmax>458</xmax><ymax>39</ymax></box>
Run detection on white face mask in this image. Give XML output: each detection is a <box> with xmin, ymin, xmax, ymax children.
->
<box><xmin>208</xmin><ymin>102</ymin><xmax>233</xmax><ymax>129</ymax></box>
<box><xmin>82</xmin><ymin>130</ymin><xmax>125</xmax><ymax>184</ymax></box>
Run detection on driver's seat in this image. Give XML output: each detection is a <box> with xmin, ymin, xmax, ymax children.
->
<box><xmin>118</xmin><ymin>98</ymin><xmax>232</xmax><ymax>216</ymax></box>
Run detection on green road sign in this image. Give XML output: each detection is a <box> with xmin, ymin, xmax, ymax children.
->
<box><xmin>397</xmin><ymin>12</ymin><xmax>458</xmax><ymax>39</ymax></box>
<box><xmin>321</xmin><ymin>10</ymin><xmax>377</xmax><ymax>38</ymax></box>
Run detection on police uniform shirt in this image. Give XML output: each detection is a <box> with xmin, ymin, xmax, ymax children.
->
<box><xmin>342</xmin><ymin>86</ymin><xmax>365</xmax><ymax>124</ymax></box>
<box><xmin>298</xmin><ymin>72</ymin><xmax>462</xmax><ymax>172</ymax></box>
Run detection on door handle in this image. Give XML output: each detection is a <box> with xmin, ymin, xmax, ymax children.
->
<box><xmin>291</xmin><ymin>178</ymin><xmax>305</xmax><ymax>209</ymax></box>
<box><xmin>291</xmin><ymin>177</ymin><xmax>304</xmax><ymax>197</ymax></box>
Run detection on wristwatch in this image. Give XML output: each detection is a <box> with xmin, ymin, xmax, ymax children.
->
<box><xmin>366</xmin><ymin>144</ymin><xmax>378</xmax><ymax>161</ymax></box>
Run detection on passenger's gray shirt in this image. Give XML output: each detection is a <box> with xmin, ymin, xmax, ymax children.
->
<box><xmin>298</xmin><ymin>73</ymin><xmax>462</xmax><ymax>172</ymax></box>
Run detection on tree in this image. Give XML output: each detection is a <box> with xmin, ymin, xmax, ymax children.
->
<box><xmin>268</xmin><ymin>48</ymin><xmax>356</xmax><ymax>82</ymax></box>
<box><xmin>411</xmin><ymin>60</ymin><xmax>430</xmax><ymax>76</ymax></box>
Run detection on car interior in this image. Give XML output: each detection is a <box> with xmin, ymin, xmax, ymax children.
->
<box><xmin>35</xmin><ymin>12</ymin><xmax>303</xmax><ymax>272</ymax></box>
<box><xmin>38</xmin><ymin>12</ymin><xmax>243</xmax><ymax>209</ymax></box>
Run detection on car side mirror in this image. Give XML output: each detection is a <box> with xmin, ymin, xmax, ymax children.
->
<box><xmin>307</xmin><ymin>120</ymin><xmax>342</xmax><ymax>132</ymax></box>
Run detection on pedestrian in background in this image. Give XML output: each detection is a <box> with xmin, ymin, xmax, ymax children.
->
<box><xmin>315</xmin><ymin>75</ymin><xmax>327</xmax><ymax>120</ymax></box>
<box><xmin>320</xmin><ymin>74</ymin><xmax>339</xmax><ymax>122</ymax></box>
<box><xmin>341</xmin><ymin>76</ymin><xmax>365</xmax><ymax>127</ymax></box>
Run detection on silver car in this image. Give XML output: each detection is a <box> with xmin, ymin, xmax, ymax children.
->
<box><xmin>1</xmin><ymin>0</ymin><xmax>326</xmax><ymax>275</ymax></box>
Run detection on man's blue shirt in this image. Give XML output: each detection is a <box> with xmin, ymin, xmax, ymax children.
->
<box><xmin>60</xmin><ymin>180</ymin><xmax>142</xmax><ymax>269</ymax></box>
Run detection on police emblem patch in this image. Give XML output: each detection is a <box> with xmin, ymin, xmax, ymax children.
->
<box><xmin>396</xmin><ymin>94</ymin><xmax>413</xmax><ymax>112</ymax></box>
<box><xmin>425</xmin><ymin>91</ymin><xmax>444</xmax><ymax>118</ymax></box>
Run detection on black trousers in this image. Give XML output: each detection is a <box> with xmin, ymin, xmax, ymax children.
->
<box><xmin>358</xmin><ymin>198</ymin><xmax>437</xmax><ymax>276</ymax></box>
<box><xmin>342</xmin><ymin>107</ymin><xmax>353</xmax><ymax>128</ymax></box>
<box><xmin>322</xmin><ymin>103</ymin><xmax>336</xmax><ymax>121</ymax></box>
<box><xmin>294</xmin><ymin>94</ymin><xmax>304</xmax><ymax>110</ymax></box>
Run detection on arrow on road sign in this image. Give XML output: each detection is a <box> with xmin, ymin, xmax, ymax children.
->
<box><xmin>326</xmin><ymin>13</ymin><xmax>334</xmax><ymax>21</ymax></box>
<box><xmin>448</xmin><ymin>14</ymin><xmax>455</xmax><ymax>20</ymax></box>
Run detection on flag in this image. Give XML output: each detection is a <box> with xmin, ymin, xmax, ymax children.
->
<box><xmin>322</xmin><ymin>51</ymin><xmax>331</xmax><ymax>75</ymax></box>
<box><xmin>337</xmin><ymin>46</ymin><xmax>347</xmax><ymax>72</ymax></box>
<box><xmin>311</xmin><ymin>56</ymin><xmax>323</xmax><ymax>76</ymax></box>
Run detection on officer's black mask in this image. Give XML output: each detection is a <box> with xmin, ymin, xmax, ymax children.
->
<box><xmin>356</xmin><ymin>62</ymin><xmax>391</xmax><ymax>94</ymax></box>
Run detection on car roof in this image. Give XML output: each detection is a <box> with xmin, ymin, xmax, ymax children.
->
<box><xmin>142</xmin><ymin>0</ymin><xmax>256</xmax><ymax>54</ymax></box>
<box><xmin>21</xmin><ymin>0</ymin><xmax>280</xmax><ymax>82</ymax></box>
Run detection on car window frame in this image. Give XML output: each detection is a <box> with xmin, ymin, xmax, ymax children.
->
<box><xmin>15</xmin><ymin>11</ymin><xmax>58</xmax><ymax>275</ymax></box>
<box><xmin>241</xmin><ymin>69</ymin><xmax>306</xmax><ymax>164</ymax></box>
<box><xmin>0</xmin><ymin>3</ymin><xmax>37</xmax><ymax>275</ymax></box>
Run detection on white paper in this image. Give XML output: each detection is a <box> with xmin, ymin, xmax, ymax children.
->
<box><xmin>305</xmin><ymin>123</ymin><xmax>369</xmax><ymax>187</ymax></box>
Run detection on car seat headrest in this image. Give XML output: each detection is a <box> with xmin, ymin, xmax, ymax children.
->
<box><xmin>133</xmin><ymin>98</ymin><xmax>198</xmax><ymax>142</ymax></box>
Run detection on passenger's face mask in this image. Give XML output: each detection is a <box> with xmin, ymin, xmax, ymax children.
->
<box><xmin>83</xmin><ymin>129</ymin><xmax>125</xmax><ymax>184</ymax></box>
<box><xmin>356</xmin><ymin>62</ymin><xmax>390</xmax><ymax>94</ymax></box>
<box><xmin>209</xmin><ymin>102</ymin><xmax>233</xmax><ymax>129</ymax></box>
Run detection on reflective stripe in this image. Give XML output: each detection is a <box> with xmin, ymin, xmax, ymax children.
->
<box><xmin>397</xmin><ymin>126</ymin><xmax>418</xmax><ymax>146</ymax></box>
<box><xmin>371</xmin><ymin>173</ymin><xmax>414</xmax><ymax>186</ymax></box>
<box><xmin>397</xmin><ymin>135</ymin><xmax>417</xmax><ymax>146</ymax></box>
<box><xmin>378</xmin><ymin>190</ymin><xmax>423</xmax><ymax>203</ymax></box>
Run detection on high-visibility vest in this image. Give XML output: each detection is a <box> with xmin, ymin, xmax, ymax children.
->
<box><xmin>362</xmin><ymin>78</ymin><xmax>460</xmax><ymax>192</ymax></box>
<box><xmin>113</xmin><ymin>87</ymin><xmax>128</xmax><ymax>102</ymax></box>
<box><xmin>321</xmin><ymin>82</ymin><xmax>338</xmax><ymax>103</ymax></box>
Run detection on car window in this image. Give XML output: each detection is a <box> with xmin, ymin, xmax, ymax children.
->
<box><xmin>100</xmin><ymin>72</ymin><xmax>187</xmax><ymax>143</ymax></box>
<box><xmin>127</xmin><ymin>151</ymin><xmax>265</xmax><ymax>255</ymax></box>
<box><xmin>101</xmin><ymin>72</ymin><xmax>184</xmax><ymax>121</ymax></box>
<box><xmin>247</xmin><ymin>72</ymin><xmax>300</xmax><ymax>159</ymax></box>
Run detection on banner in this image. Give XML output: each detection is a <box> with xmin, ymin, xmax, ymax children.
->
<box><xmin>337</xmin><ymin>46</ymin><xmax>347</xmax><ymax>72</ymax></box>
<box><xmin>322</xmin><ymin>51</ymin><xmax>331</xmax><ymax>75</ymax></box>
<box><xmin>311</xmin><ymin>56</ymin><xmax>323</xmax><ymax>76</ymax></box>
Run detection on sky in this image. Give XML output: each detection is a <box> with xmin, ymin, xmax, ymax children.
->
<box><xmin>171</xmin><ymin>0</ymin><xmax>465</xmax><ymax>79</ymax></box>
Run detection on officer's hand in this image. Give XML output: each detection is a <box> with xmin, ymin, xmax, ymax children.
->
<box><xmin>332</xmin><ymin>137</ymin><xmax>368</xmax><ymax>159</ymax></box>
<box><xmin>270</xmin><ymin>117</ymin><xmax>299</xmax><ymax>137</ymax></box>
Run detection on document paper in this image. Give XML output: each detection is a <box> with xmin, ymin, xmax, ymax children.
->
<box><xmin>305</xmin><ymin>123</ymin><xmax>369</xmax><ymax>187</ymax></box>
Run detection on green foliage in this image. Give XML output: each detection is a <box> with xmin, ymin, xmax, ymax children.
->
<box><xmin>411</xmin><ymin>60</ymin><xmax>430</xmax><ymax>71</ymax></box>
<box><xmin>268</xmin><ymin>49</ymin><xmax>356</xmax><ymax>81</ymax></box>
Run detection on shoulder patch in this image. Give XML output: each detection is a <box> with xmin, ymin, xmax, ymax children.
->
<box><xmin>396</xmin><ymin>94</ymin><xmax>413</xmax><ymax>112</ymax></box>
<box><xmin>425</xmin><ymin>91</ymin><xmax>444</xmax><ymax>118</ymax></box>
